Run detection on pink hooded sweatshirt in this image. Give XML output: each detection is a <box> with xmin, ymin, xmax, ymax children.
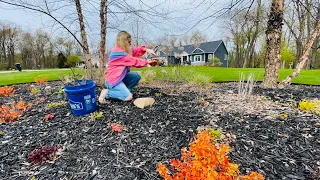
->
<box><xmin>105</xmin><ymin>45</ymin><xmax>148</xmax><ymax>87</ymax></box>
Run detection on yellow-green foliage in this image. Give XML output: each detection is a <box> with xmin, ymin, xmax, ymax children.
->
<box><xmin>90</xmin><ymin>112</ymin><xmax>103</xmax><ymax>120</ymax></box>
<box><xmin>155</xmin><ymin>92</ymin><xmax>162</xmax><ymax>97</ymax></box>
<box><xmin>279</xmin><ymin>113</ymin><xmax>288</xmax><ymax>120</ymax></box>
<box><xmin>188</xmin><ymin>73</ymin><xmax>211</xmax><ymax>86</ymax></box>
<box><xmin>299</xmin><ymin>99</ymin><xmax>320</xmax><ymax>113</ymax></box>
<box><xmin>209</xmin><ymin>129</ymin><xmax>221</xmax><ymax>139</ymax></box>
<box><xmin>48</xmin><ymin>101</ymin><xmax>66</xmax><ymax>108</ymax></box>
<box><xmin>0</xmin><ymin>130</ymin><xmax>3</xmax><ymax>136</ymax></box>
<box><xmin>31</xmin><ymin>88</ymin><xmax>40</xmax><ymax>95</ymax></box>
<box><xmin>31</xmin><ymin>176</ymin><xmax>37</xmax><ymax>180</ymax></box>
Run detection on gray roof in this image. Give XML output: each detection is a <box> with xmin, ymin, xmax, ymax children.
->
<box><xmin>151</xmin><ymin>40</ymin><xmax>224</xmax><ymax>58</ymax></box>
<box><xmin>198</xmin><ymin>40</ymin><xmax>223</xmax><ymax>53</ymax></box>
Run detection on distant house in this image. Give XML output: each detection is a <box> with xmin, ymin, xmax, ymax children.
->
<box><xmin>79</xmin><ymin>55</ymin><xmax>105</xmax><ymax>68</ymax></box>
<box><xmin>150</xmin><ymin>40</ymin><xmax>228</xmax><ymax>67</ymax></box>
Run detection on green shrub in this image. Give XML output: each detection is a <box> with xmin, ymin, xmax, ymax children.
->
<box><xmin>67</xmin><ymin>55</ymin><xmax>81</xmax><ymax>67</ymax></box>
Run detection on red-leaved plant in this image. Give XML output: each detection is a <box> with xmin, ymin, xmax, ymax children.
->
<box><xmin>157</xmin><ymin>130</ymin><xmax>264</xmax><ymax>180</ymax></box>
<box><xmin>44</xmin><ymin>113</ymin><xmax>54</xmax><ymax>121</ymax></box>
<box><xmin>27</xmin><ymin>145</ymin><xmax>62</xmax><ymax>165</ymax></box>
<box><xmin>111</xmin><ymin>123</ymin><xmax>125</xmax><ymax>132</ymax></box>
<box><xmin>37</xmin><ymin>98</ymin><xmax>46</xmax><ymax>104</ymax></box>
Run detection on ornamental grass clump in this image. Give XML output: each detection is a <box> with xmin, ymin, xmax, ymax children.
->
<box><xmin>157</xmin><ymin>130</ymin><xmax>264</xmax><ymax>180</ymax></box>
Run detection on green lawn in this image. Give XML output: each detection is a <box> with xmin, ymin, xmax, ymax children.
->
<box><xmin>1</xmin><ymin>67</ymin><xmax>319</xmax><ymax>86</ymax></box>
<box><xmin>0</xmin><ymin>69</ymin><xmax>74</xmax><ymax>86</ymax></box>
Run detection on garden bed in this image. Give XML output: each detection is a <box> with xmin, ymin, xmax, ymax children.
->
<box><xmin>0</xmin><ymin>81</ymin><xmax>320</xmax><ymax>179</ymax></box>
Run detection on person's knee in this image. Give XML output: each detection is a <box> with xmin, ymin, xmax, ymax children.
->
<box><xmin>134</xmin><ymin>72</ymin><xmax>141</xmax><ymax>82</ymax></box>
<box><xmin>124</xmin><ymin>95</ymin><xmax>133</xmax><ymax>101</ymax></box>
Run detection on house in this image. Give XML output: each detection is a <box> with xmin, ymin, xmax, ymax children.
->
<box><xmin>151</xmin><ymin>40</ymin><xmax>228</xmax><ymax>67</ymax></box>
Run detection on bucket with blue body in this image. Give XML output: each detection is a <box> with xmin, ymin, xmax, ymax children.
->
<box><xmin>64</xmin><ymin>80</ymin><xmax>97</xmax><ymax>116</ymax></box>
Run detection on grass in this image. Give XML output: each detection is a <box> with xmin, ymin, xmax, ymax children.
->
<box><xmin>0</xmin><ymin>69</ymin><xmax>75</xmax><ymax>86</ymax></box>
<box><xmin>0</xmin><ymin>66</ymin><xmax>319</xmax><ymax>86</ymax></box>
<box><xmin>135</xmin><ymin>66</ymin><xmax>320</xmax><ymax>86</ymax></box>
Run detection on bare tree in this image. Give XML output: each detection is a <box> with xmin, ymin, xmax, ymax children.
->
<box><xmin>34</xmin><ymin>30</ymin><xmax>50</xmax><ymax>68</ymax></box>
<box><xmin>0</xmin><ymin>23</ymin><xmax>19</xmax><ymax>69</ymax></box>
<box><xmin>182</xmin><ymin>34</ymin><xmax>190</xmax><ymax>45</ymax></box>
<box><xmin>279</xmin><ymin>6</ymin><xmax>320</xmax><ymax>88</ymax></box>
<box><xmin>19</xmin><ymin>32</ymin><xmax>35</xmax><ymax>69</ymax></box>
<box><xmin>243</xmin><ymin>0</ymin><xmax>263</xmax><ymax>68</ymax></box>
<box><xmin>190</xmin><ymin>30</ymin><xmax>208</xmax><ymax>47</ymax></box>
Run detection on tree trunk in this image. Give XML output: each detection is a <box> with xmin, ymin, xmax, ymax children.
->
<box><xmin>278</xmin><ymin>17</ymin><xmax>320</xmax><ymax>88</ymax></box>
<box><xmin>75</xmin><ymin>0</ymin><xmax>93</xmax><ymax>79</ymax></box>
<box><xmin>295</xmin><ymin>40</ymin><xmax>303</xmax><ymax>67</ymax></box>
<box><xmin>306</xmin><ymin>0</ymin><xmax>311</xmax><ymax>69</ymax></box>
<box><xmin>98</xmin><ymin>0</ymin><xmax>107</xmax><ymax>86</ymax></box>
<box><xmin>311</xmin><ymin>36</ymin><xmax>319</xmax><ymax>69</ymax></box>
<box><xmin>261</xmin><ymin>0</ymin><xmax>284</xmax><ymax>88</ymax></box>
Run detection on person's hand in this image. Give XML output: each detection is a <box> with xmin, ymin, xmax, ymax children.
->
<box><xmin>148</xmin><ymin>60</ymin><xmax>158</xmax><ymax>67</ymax></box>
<box><xmin>145</xmin><ymin>49</ymin><xmax>156</xmax><ymax>57</ymax></box>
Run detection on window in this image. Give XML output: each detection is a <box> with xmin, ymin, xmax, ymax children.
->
<box><xmin>224</xmin><ymin>54</ymin><xmax>228</xmax><ymax>61</ymax></box>
<box><xmin>195</xmin><ymin>55</ymin><xmax>202</xmax><ymax>62</ymax></box>
<box><xmin>208</xmin><ymin>54</ymin><xmax>213</xmax><ymax>60</ymax></box>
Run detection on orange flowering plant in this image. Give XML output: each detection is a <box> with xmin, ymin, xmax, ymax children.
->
<box><xmin>34</xmin><ymin>77</ymin><xmax>48</xmax><ymax>84</ymax></box>
<box><xmin>0</xmin><ymin>86</ymin><xmax>14</xmax><ymax>97</ymax></box>
<box><xmin>0</xmin><ymin>98</ymin><xmax>32</xmax><ymax>123</ymax></box>
<box><xmin>157</xmin><ymin>130</ymin><xmax>264</xmax><ymax>180</ymax></box>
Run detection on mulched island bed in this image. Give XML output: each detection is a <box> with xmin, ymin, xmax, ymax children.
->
<box><xmin>0</xmin><ymin>82</ymin><xmax>209</xmax><ymax>179</ymax></box>
<box><xmin>1</xmin><ymin>81</ymin><xmax>320</xmax><ymax>180</ymax></box>
<box><xmin>209</xmin><ymin>83</ymin><xmax>320</xmax><ymax>180</ymax></box>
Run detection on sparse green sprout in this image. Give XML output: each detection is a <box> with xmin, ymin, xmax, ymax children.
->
<box><xmin>31</xmin><ymin>88</ymin><xmax>40</xmax><ymax>95</ymax></box>
<box><xmin>155</xmin><ymin>92</ymin><xmax>162</xmax><ymax>98</ymax></box>
<box><xmin>31</xmin><ymin>176</ymin><xmax>37</xmax><ymax>180</ymax></box>
<box><xmin>0</xmin><ymin>130</ymin><xmax>3</xmax><ymax>136</ymax></box>
<box><xmin>209</xmin><ymin>129</ymin><xmax>221</xmax><ymax>139</ymax></box>
<box><xmin>58</xmin><ymin>86</ymin><xmax>64</xmax><ymax>95</ymax></box>
<box><xmin>279</xmin><ymin>113</ymin><xmax>288</xmax><ymax>120</ymax></box>
<box><xmin>262</xmin><ymin>96</ymin><xmax>268</xmax><ymax>101</ymax></box>
<box><xmin>48</xmin><ymin>101</ymin><xmax>66</xmax><ymax>108</ymax></box>
<box><xmin>51</xmin><ymin>86</ymin><xmax>64</xmax><ymax>96</ymax></box>
<box><xmin>90</xmin><ymin>112</ymin><xmax>103</xmax><ymax>120</ymax></box>
<box><xmin>290</xmin><ymin>94</ymin><xmax>294</xmax><ymax>99</ymax></box>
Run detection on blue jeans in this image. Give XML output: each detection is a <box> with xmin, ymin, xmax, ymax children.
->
<box><xmin>106</xmin><ymin>72</ymin><xmax>141</xmax><ymax>101</ymax></box>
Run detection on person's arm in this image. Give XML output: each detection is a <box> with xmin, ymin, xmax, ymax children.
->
<box><xmin>121</xmin><ymin>55</ymin><xmax>149</xmax><ymax>68</ymax></box>
<box><xmin>132</xmin><ymin>46</ymin><xmax>147</xmax><ymax>57</ymax></box>
<box><xmin>132</xmin><ymin>46</ymin><xmax>156</xmax><ymax>57</ymax></box>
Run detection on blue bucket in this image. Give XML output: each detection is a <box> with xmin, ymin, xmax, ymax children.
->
<box><xmin>64</xmin><ymin>80</ymin><xmax>97</xmax><ymax>116</ymax></box>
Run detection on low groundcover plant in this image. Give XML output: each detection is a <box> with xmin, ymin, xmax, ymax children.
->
<box><xmin>157</xmin><ymin>130</ymin><xmax>264</xmax><ymax>180</ymax></box>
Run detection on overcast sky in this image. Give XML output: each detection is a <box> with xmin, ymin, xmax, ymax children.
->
<box><xmin>0</xmin><ymin>0</ymin><xmax>253</xmax><ymax>50</ymax></box>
